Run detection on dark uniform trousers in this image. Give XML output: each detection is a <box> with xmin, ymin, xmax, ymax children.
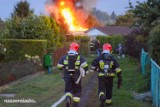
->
<box><xmin>98</xmin><ymin>76</ymin><xmax>113</xmax><ymax>100</ymax></box>
<box><xmin>65</xmin><ymin>72</ymin><xmax>82</xmax><ymax>98</ymax></box>
<box><xmin>57</xmin><ymin>54</ymin><xmax>88</xmax><ymax>107</ymax></box>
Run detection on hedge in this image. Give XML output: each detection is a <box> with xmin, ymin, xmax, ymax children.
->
<box><xmin>96</xmin><ymin>35</ymin><xmax>124</xmax><ymax>52</ymax></box>
<box><xmin>62</xmin><ymin>35</ymin><xmax>90</xmax><ymax>57</ymax></box>
<box><xmin>0</xmin><ymin>39</ymin><xmax>47</xmax><ymax>62</ymax></box>
<box><xmin>79</xmin><ymin>36</ymin><xmax>90</xmax><ymax>56</ymax></box>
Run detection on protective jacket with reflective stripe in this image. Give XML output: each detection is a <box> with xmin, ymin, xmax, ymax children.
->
<box><xmin>91</xmin><ymin>53</ymin><xmax>122</xmax><ymax>77</ymax></box>
<box><xmin>57</xmin><ymin>54</ymin><xmax>88</xmax><ymax>74</ymax></box>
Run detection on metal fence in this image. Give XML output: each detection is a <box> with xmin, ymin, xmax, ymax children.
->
<box><xmin>141</xmin><ymin>49</ymin><xmax>160</xmax><ymax>107</ymax></box>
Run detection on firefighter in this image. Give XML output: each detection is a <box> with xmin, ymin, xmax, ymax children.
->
<box><xmin>116</xmin><ymin>43</ymin><xmax>125</xmax><ymax>58</ymax></box>
<box><xmin>57</xmin><ymin>42</ymin><xmax>88</xmax><ymax>107</ymax></box>
<box><xmin>90</xmin><ymin>43</ymin><xmax>122</xmax><ymax>107</ymax></box>
<box><xmin>90</xmin><ymin>39</ymin><xmax>95</xmax><ymax>54</ymax></box>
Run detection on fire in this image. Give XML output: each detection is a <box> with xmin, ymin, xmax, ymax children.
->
<box><xmin>45</xmin><ymin>0</ymin><xmax>88</xmax><ymax>32</ymax></box>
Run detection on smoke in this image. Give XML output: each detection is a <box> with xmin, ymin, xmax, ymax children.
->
<box><xmin>81</xmin><ymin>0</ymin><xmax>98</xmax><ymax>11</ymax></box>
<box><xmin>45</xmin><ymin>0</ymin><xmax>98</xmax><ymax>11</ymax></box>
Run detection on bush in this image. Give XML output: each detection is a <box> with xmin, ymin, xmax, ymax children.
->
<box><xmin>79</xmin><ymin>36</ymin><xmax>90</xmax><ymax>56</ymax></box>
<box><xmin>148</xmin><ymin>25</ymin><xmax>160</xmax><ymax>65</ymax></box>
<box><xmin>96</xmin><ymin>35</ymin><xmax>124</xmax><ymax>53</ymax></box>
<box><xmin>0</xmin><ymin>39</ymin><xmax>47</xmax><ymax>62</ymax></box>
<box><xmin>124</xmin><ymin>29</ymin><xmax>148</xmax><ymax>60</ymax></box>
<box><xmin>3</xmin><ymin>15</ymin><xmax>65</xmax><ymax>50</ymax></box>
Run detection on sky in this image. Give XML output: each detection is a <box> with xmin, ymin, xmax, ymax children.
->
<box><xmin>0</xmin><ymin>0</ymin><xmax>147</xmax><ymax>20</ymax></box>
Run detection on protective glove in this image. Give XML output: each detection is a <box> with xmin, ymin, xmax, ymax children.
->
<box><xmin>117</xmin><ymin>76</ymin><xmax>122</xmax><ymax>89</ymax></box>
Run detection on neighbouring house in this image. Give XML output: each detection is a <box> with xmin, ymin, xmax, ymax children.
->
<box><xmin>86</xmin><ymin>26</ymin><xmax>134</xmax><ymax>39</ymax></box>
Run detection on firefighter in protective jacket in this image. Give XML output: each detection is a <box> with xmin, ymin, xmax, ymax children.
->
<box><xmin>90</xmin><ymin>43</ymin><xmax>122</xmax><ymax>107</ymax></box>
<box><xmin>57</xmin><ymin>42</ymin><xmax>88</xmax><ymax>107</ymax></box>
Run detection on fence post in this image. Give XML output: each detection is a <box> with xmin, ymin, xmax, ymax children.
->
<box><xmin>141</xmin><ymin>48</ymin><xmax>145</xmax><ymax>75</ymax></box>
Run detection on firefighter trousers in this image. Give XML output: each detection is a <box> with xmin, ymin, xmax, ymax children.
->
<box><xmin>65</xmin><ymin>73</ymin><xmax>82</xmax><ymax>107</ymax></box>
<box><xmin>98</xmin><ymin>76</ymin><xmax>113</xmax><ymax>102</ymax></box>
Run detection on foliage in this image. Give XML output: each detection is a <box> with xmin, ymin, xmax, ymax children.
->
<box><xmin>96</xmin><ymin>36</ymin><xmax>124</xmax><ymax>53</ymax></box>
<box><xmin>91</xmin><ymin>8</ymin><xmax>117</xmax><ymax>25</ymax></box>
<box><xmin>116</xmin><ymin>11</ymin><xmax>136</xmax><ymax>26</ymax></box>
<box><xmin>129</xmin><ymin>0</ymin><xmax>160</xmax><ymax>32</ymax></box>
<box><xmin>0</xmin><ymin>43</ymin><xmax>6</xmax><ymax>61</ymax></box>
<box><xmin>124</xmin><ymin>28</ymin><xmax>148</xmax><ymax>60</ymax></box>
<box><xmin>0</xmin><ymin>39</ymin><xmax>47</xmax><ymax>62</ymax></box>
<box><xmin>11</xmin><ymin>0</ymin><xmax>34</xmax><ymax>18</ymax></box>
<box><xmin>79</xmin><ymin>36</ymin><xmax>90</xmax><ymax>56</ymax></box>
<box><xmin>110</xmin><ymin>11</ymin><xmax>117</xmax><ymax>20</ymax></box>
<box><xmin>148</xmin><ymin>24</ymin><xmax>160</xmax><ymax>65</ymax></box>
<box><xmin>3</xmin><ymin>15</ymin><xmax>64</xmax><ymax>50</ymax></box>
<box><xmin>0</xmin><ymin>18</ymin><xmax>5</xmax><ymax>29</ymax></box>
<box><xmin>63</xmin><ymin>35</ymin><xmax>90</xmax><ymax>56</ymax></box>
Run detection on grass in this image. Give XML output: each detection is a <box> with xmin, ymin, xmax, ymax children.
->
<box><xmin>104</xmin><ymin>55</ymin><xmax>152</xmax><ymax>107</ymax></box>
<box><xmin>0</xmin><ymin>54</ymin><xmax>152</xmax><ymax>107</ymax></box>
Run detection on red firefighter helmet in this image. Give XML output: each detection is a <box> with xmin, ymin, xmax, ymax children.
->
<box><xmin>70</xmin><ymin>42</ymin><xmax>79</xmax><ymax>52</ymax></box>
<box><xmin>103</xmin><ymin>43</ymin><xmax>112</xmax><ymax>52</ymax></box>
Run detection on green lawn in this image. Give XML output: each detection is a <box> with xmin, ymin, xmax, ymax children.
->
<box><xmin>107</xmin><ymin>55</ymin><xmax>152</xmax><ymax>107</ymax></box>
<box><xmin>0</xmin><ymin>55</ymin><xmax>152</xmax><ymax>107</ymax></box>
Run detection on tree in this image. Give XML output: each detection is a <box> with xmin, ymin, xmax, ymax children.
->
<box><xmin>0</xmin><ymin>18</ymin><xmax>5</xmax><ymax>29</ymax></box>
<box><xmin>12</xmin><ymin>0</ymin><xmax>34</xmax><ymax>18</ymax></box>
<box><xmin>129</xmin><ymin>0</ymin><xmax>160</xmax><ymax>32</ymax></box>
<box><xmin>0</xmin><ymin>18</ymin><xmax>5</xmax><ymax>38</ymax></box>
<box><xmin>110</xmin><ymin>11</ymin><xmax>117</xmax><ymax>20</ymax></box>
<box><xmin>116</xmin><ymin>11</ymin><xmax>136</xmax><ymax>26</ymax></box>
<box><xmin>148</xmin><ymin>24</ymin><xmax>160</xmax><ymax>65</ymax></box>
<box><xmin>4</xmin><ymin>15</ymin><xmax>65</xmax><ymax>48</ymax></box>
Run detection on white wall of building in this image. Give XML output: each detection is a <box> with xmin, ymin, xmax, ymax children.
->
<box><xmin>86</xmin><ymin>29</ymin><xmax>107</xmax><ymax>37</ymax></box>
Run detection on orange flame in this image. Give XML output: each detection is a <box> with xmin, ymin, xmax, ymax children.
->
<box><xmin>46</xmin><ymin>0</ymin><xmax>88</xmax><ymax>32</ymax></box>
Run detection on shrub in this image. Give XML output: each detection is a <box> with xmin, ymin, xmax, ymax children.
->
<box><xmin>3</xmin><ymin>15</ymin><xmax>65</xmax><ymax>50</ymax></box>
<box><xmin>148</xmin><ymin>25</ymin><xmax>160</xmax><ymax>65</ymax></box>
<box><xmin>124</xmin><ymin>29</ymin><xmax>148</xmax><ymax>60</ymax></box>
<box><xmin>79</xmin><ymin>36</ymin><xmax>90</xmax><ymax>56</ymax></box>
<box><xmin>0</xmin><ymin>39</ymin><xmax>47</xmax><ymax>62</ymax></box>
<box><xmin>96</xmin><ymin>35</ymin><xmax>124</xmax><ymax>53</ymax></box>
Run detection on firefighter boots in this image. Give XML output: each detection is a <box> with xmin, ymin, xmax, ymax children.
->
<box><xmin>66</xmin><ymin>96</ymin><xmax>71</xmax><ymax>107</ymax></box>
<box><xmin>100</xmin><ymin>95</ymin><xmax>106</xmax><ymax>107</ymax></box>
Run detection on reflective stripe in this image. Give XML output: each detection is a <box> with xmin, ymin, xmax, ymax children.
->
<box><xmin>65</xmin><ymin>92</ymin><xmax>72</xmax><ymax>98</ymax></box>
<box><xmin>109</xmin><ymin>73</ymin><xmax>115</xmax><ymax>76</ymax></box>
<box><xmin>98</xmin><ymin>73</ymin><xmax>114</xmax><ymax>77</ymax></box>
<box><xmin>73</xmin><ymin>97</ymin><xmax>80</xmax><ymax>102</ymax></box>
<box><xmin>75</xmin><ymin>61</ymin><xmax>80</xmax><ymax>65</ymax></box>
<box><xmin>77</xmin><ymin>56</ymin><xmax>80</xmax><ymax>60</ymax></box>
<box><xmin>99</xmin><ymin>60</ymin><xmax>104</xmax><ymax>69</ymax></box>
<box><xmin>66</xmin><ymin>56</ymin><xmax>68</xmax><ymax>60</ymax></box>
<box><xmin>99</xmin><ymin>92</ymin><xmax>105</xmax><ymax>98</ymax></box>
<box><xmin>105</xmin><ymin>99</ymin><xmax>112</xmax><ymax>104</ymax></box>
<box><xmin>81</xmin><ymin>62</ymin><xmax>88</xmax><ymax>68</ymax></box>
<box><xmin>110</xmin><ymin>61</ymin><xmax>114</xmax><ymax>68</ymax></box>
<box><xmin>64</xmin><ymin>60</ymin><xmax>68</xmax><ymax>65</ymax></box>
<box><xmin>68</xmin><ymin>69</ymin><xmax>75</xmax><ymax>71</ymax></box>
<box><xmin>115</xmin><ymin>68</ymin><xmax>121</xmax><ymax>73</ymax></box>
<box><xmin>57</xmin><ymin>64</ymin><xmax>64</xmax><ymax>68</ymax></box>
<box><xmin>98</xmin><ymin>73</ymin><xmax>105</xmax><ymax>76</ymax></box>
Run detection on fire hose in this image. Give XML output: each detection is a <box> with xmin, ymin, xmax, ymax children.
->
<box><xmin>75</xmin><ymin>67</ymin><xmax>86</xmax><ymax>84</ymax></box>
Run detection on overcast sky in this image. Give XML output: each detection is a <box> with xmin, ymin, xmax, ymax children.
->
<box><xmin>0</xmin><ymin>0</ymin><xmax>147</xmax><ymax>20</ymax></box>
